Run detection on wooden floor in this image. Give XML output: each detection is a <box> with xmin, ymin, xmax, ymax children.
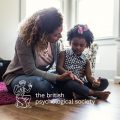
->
<box><xmin>0</xmin><ymin>82</ymin><xmax>120</xmax><ymax>120</ymax></box>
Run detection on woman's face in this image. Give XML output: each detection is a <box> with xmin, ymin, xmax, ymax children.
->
<box><xmin>48</xmin><ymin>26</ymin><xmax>63</xmax><ymax>43</ymax></box>
<box><xmin>71</xmin><ymin>37</ymin><xmax>87</xmax><ymax>55</ymax></box>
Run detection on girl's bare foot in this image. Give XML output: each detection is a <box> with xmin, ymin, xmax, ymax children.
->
<box><xmin>94</xmin><ymin>91</ymin><xmax>111</xmax><ymax>100</ymax></box>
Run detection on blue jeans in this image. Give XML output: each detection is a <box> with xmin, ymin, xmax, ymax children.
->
<box><xmin>8</xmin><ymin>75</ymin><xmax>109</xmax><ymax>99</ymax></box>
<box><xmin>56</xmin><ymin>78</ymin><xmax>109</xmax><ymax>99</ymax></box>
<box><xmin>8</xmin><ymin>75</ymin><xmax>56</xmax><ymax>98</ymax></box>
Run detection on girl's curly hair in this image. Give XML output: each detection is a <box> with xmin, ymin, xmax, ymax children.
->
<box><xmin>67</xmin><ymin>24</ymin><xmax>94</xmax><ymax>47</ymax></box>
<box><xmin>18</xmin><ymin>7</ymin><xmax>63</xmax><ymax>49</ymax></box>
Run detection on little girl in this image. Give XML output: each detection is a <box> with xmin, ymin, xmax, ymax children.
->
<box><xmin>56</xmin><ymin>24</ymin><xmax>110</xmax><ymax>100</ymax></box>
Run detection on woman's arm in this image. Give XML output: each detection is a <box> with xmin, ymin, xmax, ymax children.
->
<box><xmin>56</xmin><ymin>51</ymin><xmax>67</xmax><ymax>74</ymax></box>
<box><xmin>16</xmin><ymin>38</ymin><xmax>59</xmax><ymax>81</ymax></box>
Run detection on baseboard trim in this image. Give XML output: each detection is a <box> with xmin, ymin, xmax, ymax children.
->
<box><xmin>114</xmin><ymin>76</ymin><xmax>120</xmax><ymax>83</ymax></box>
<box><xmin>94</xmin><ymin>70</ymin><xmax>116</xmax><ymax>80</ymax></box>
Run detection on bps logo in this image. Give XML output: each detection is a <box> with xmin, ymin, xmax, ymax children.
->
<box><xmin>13</xmin><ymin>80</ymin><xmax>32</xmax><ymax>108</ymax></box>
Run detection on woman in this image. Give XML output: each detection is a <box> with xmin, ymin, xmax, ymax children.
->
<box><xmin>3</xmin><ymin>7</ymin><xmax>73</xmax><ymax>98</ymax></box>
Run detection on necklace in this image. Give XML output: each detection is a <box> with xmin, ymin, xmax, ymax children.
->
<box><xmin>43</xmin><ymin>49</ymin><xmax>49</xmax><ymax>57</ymax></box>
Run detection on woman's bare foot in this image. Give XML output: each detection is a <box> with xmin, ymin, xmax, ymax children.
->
<box><xmin>94</xmin><ymin>91</ymin><xmax>111</xmax><ymax>100</ymax></box>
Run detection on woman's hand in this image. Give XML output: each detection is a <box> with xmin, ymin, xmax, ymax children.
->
<box><xmin>57</xmin><ymin>71</ymin><xmax>84</xmax><ymax>84</ymax></box>
<box><xmin>92</xmin><ymin>79</ymin><xmax>101</xmax><ymax>88</ymax></box>
<box><xmin>56</xmin><ymin>71</ymin><xmax>73</xmax><ymax>80</ymax></box>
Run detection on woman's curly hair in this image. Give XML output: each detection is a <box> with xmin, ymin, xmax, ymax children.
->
<box><xmin>67</xmin><ymin>24</ymin><xmax>94</xmax><ymax>47</ymax></box>
<box><xmin>18</xmin><ymin>7</ymin><xmax>63</xmax><ymax>49</ymax></box>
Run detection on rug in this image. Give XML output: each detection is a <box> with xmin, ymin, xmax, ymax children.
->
<box><xmin>0</xmin><ymin>82</ymin><xmax>16</xmax><ymax>105</ymax></box>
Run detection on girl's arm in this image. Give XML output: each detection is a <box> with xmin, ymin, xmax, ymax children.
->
<box><xmin>56</xmin><ymin>51</ymin><xmax>67</xmax><ymax>74</ymax></box>
<box><xmin>56</xmin><ymin>51</ymin><xmax>84</xmax><ymax>84</ymax></box>
<box><xmin>85</xmin><ymin>59</ymin><xmax>95</xmax><ymax>83</ymax></box>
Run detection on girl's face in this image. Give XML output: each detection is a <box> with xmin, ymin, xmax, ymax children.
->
<box><xmin>71</xmin><ymin>37</ymin><xmax>87</xmax><ymax>55</ymax></box>
<box><xmin>48</xmin><ymin>26</ymin><xmax>63</xmax><ymax>43</ymax></box>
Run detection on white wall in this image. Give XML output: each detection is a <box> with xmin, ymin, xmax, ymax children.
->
<box><xmin>96</xmin><ymin>44</ymin><xmax>116</xmax><ymax>70</ymax></box>
<box><xmin>94</xmin><ymin>39</ymin><xmax>117</xmax><ymax>80</ymax></box>
<box><xmin>0</xmin><ymin>0</ymin><xmax>19</xmax><ymax>59</ymax></box>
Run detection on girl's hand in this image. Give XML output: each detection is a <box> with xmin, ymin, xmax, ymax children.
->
<box><xmin>67</xmin><ymin>72</ymin><xmax>84</xmax><ymax>84</ymax></box>
<box><xmin>73</xmin><ymin>75</ymin><xmax>84</xmax><ymax>84</ymax></box>
<box><xmin>79</xmin><ymin>70</ymin><xmax>85</xmax><ymax>77</ymax></box>
<box><xmin>68</xmin><ymin>71</ymin><xmax>83</xmax><ymax>84</ymax></box>
<box><xmin>92</xmin><ymin>79</ymin><xmax>101</xmax><ymax>88</ymax></box>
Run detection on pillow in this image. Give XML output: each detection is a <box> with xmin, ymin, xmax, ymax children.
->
<box><xmin>83</xmin><ymin>43</ymin><xmax>98</xmax><ymax>74</ymax></box>
<box><xmin>0</xmin><ymin>82</ymin><xmax>8</xmax><ymax>92</ymax></box>
<box><xmin>0</xmin><ymin>59</ymin><xmax>11</xmax><ymax>81</ymax></box>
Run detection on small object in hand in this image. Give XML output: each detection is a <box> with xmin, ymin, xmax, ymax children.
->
<box><xmin>92</xmin><ymin>79</ymin><xmax>100</xmax><ymax>87</ymax></box>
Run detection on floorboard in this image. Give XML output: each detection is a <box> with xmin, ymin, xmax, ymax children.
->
<box><xmin>0</xmin><ymin>82</ymin><xmax>120</xmax><ymax>120</ymax></box>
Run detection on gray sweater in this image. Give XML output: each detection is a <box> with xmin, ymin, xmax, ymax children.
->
<box><xmin>3</xmin><ymin>37</ymin><xmax>60</xmax><ymax>85</ymax></box>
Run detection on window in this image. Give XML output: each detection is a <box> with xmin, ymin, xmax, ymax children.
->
<box><xmin>77</xmin><ymin>0</ymin><xmax>114</xmax><ymax>39</ymax></box>
<box><xmin>23</xmin><ymin>0</ymin><xmax>117</xmax><ymax>47</ymax></box>
<box><xmin>25</xmin><ymin>0</ymin><xmax>68</xmax><ymax>48</ymax></box>
<box><xmin>26</xmin><ymin>0</ymin><xmax>62</xmax><ymax>17</ymax></box>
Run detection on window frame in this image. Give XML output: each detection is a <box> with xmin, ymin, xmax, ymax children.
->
<box><xmin>76</xmin><ymin>0</ymin><xmax>118</xmax><ymax>40</ymax></box>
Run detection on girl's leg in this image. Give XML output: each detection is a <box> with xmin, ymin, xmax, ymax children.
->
<box><xmin>8</xmin><ymin>75</ymin><xmax>54</xmax><ymax>97</ymax></box>
<box><xmin>59</xmin><ymin>80</ymin><xmax>110</xmax><ymax>100</ymax></box>
<box><xmin>57</xmin><ymin>80</ymin><xmax>90</xmax><ymax>99</ymax></box>
<box><xmin>85</xmin><ymin>78</ymin><xmax>109</xmax><ymax>91</ymax></box>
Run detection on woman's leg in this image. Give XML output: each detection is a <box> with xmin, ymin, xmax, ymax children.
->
<box><xmin>8</xmin><ymin>75</ymin><xmax>54</xmax><ymax>98</ymax></box>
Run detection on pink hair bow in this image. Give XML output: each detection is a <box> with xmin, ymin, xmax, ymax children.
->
<box><xmin>78</xmin><ymin>25</ymin><xmax>88</xmax><ymax>34</ymax></box>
